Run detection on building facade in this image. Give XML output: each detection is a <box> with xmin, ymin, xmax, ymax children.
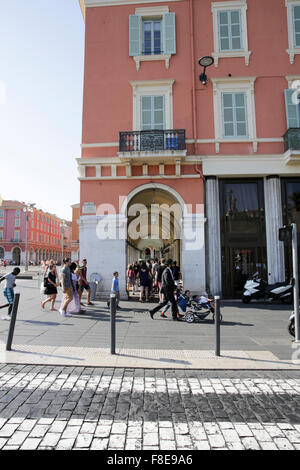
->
<box><xmin>0</xmin><ymin>200</ymin><xmax>72</xmax><ymax>265</ymax></box>
<box><xmin>78</xmin><ymin>0</ymin><xmax>300</xmax><ymax>298</ymax></box>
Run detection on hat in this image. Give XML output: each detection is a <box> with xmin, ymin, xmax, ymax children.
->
<box><xmin>166</xmin><ymin>258</ymin><xmax>173</xmax><ymax>265</ymax></box>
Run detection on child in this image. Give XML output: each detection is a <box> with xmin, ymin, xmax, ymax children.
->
<box><xmin>0</xmin><ymin>267</ymin><xmax>20</xmax><ymax>319</ymax></box>
<box><xmin>110</xmin><ymin>271</ymin><xmax>121</xmax><ymax>309</ymax></box>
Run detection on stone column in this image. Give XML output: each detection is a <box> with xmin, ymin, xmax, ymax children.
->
<box><xmin>205</xmin><ymin>176</ymin><xmax>222</xmax><ymax>296</ymax></box>
<box><xmin>264</xmin><ymin>175</ymin><xmax>285</xmax><ymax>283</ymax></box>
<box><xmin>181</xmin><ymin>212</ymin><xmax>206</xmax><ymax>294</ymax></box>
<box><xmin>79</xmin><ymin>214</ymin><xmax>127</xmax><ymax>298</ymax></box>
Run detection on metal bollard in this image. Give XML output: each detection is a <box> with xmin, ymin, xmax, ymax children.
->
<box><xmin>6</xmin><ymin>293</ymin><xmax>20</xmax><ymax>351</ymax></box>
<box><xmin>214</xmin><ymin>295</ymin><xmax>221</xmax><ymax>357</ymax></box>
<box><xmin>110</xmin><ymin>293</ymin><xmax>117</xmax><ymax>355</ymax></box>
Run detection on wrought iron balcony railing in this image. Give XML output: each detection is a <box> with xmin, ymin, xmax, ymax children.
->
<box><xmin>119</xmin><ymin>129</ymin><xmax>186</xmax><ymax>153</ymax></box>
<box><xmin>283</xmin><ymin>128</ymin><xmax>300</xmax><ymax>152</ymax></box>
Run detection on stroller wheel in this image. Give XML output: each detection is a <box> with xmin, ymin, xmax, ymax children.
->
<box><xmin>213</xmin><ymin>313</ymin><xmax>223</xmax><ymax>322</ymax></box>
<box><xmin>185</xmin><ymin>312</ymin><xmax>195</xmax><ymax>323</ymax></box>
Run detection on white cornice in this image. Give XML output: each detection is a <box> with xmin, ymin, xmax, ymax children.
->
<box><xmin>84</xmin><ymin>0</ymin><xmax>181</xmax><ymax>7</ymax></box>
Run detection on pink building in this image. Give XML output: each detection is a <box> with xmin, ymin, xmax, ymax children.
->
<box><xmin>78</xmin><ymin>0</ymin><xmax>300</xmax><ymax>298</ymax></box>
<box><xmin>0</xmin><ymin>200</ymin><xmax>72</xmax><ymax>265</ymax></box>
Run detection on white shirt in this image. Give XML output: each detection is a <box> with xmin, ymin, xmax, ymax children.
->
<box><xmin>4</xmin><ymin>273</ymin><xmax>15</xmax><ymax>289</ymax></box>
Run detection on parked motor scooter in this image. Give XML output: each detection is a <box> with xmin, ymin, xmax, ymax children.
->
<box><xmin>242</xmin><ymin>273</ymin><xmax>293</xmax><ymax>304</ymax></box>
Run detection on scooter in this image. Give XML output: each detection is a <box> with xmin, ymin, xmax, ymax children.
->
<box><xmin>242</xmin><ymin>273</ymin><xmax>293</xmax><ymax>304</ymax></box>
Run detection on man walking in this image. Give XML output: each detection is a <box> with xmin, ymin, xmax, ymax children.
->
<box><xmin>0</xmin><ymin>267</ymin><xmax>20</xmax><ymax>320</ymax></box>
<box><xmin>149</xmin><ymin>259</ymin><xmax>181</xmax><ymax>321</ymax></box>
<box><xmin>79</xmin><ymin>258</ymin><xmax>93</xmax><ymax>306</ymax></box>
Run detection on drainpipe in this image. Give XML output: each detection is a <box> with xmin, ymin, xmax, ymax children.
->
<box><xmin>189</xmin><ymin>0</ymin><xmax>198</xmax><ymax>156</ymax></box>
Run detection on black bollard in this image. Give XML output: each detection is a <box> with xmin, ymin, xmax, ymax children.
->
<box><xmin>110</xmin><ymin>293</ymin><xmax>117</xmax><ymax>355</ymax></box>
<box><xmin>214</xmin><ymin>295</ymin><xmax>221</xmax><ymax>357</ymax></box>
<box><xmin>6</xmin><ymin>293</ymin><xmax>20</xmax><ymax>351</ymax></box>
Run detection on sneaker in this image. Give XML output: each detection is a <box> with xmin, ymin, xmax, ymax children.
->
<box><xmin>65</xmin><ymin>313</ymin><xmax>72</xmax><ymax>317</ymax></box>
<box><xmin>59</xmin><ymin>309</ymin><xmax>66</xmax><ymax>318</ymax></box>
<box><xmin>161</xmin><ymin>313</ymin><xmax>168</xmax><ymax>318</ymax></box>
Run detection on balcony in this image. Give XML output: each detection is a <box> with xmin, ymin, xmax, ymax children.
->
<box><xmin>119</xmin><ymin>129</ymin><xmax>187</xmax><ymax>162</ymax></box>
<box><xmin>283</xmin><ymin>128</ymin><xmax>300</xmax><ymax>165</ymax></box>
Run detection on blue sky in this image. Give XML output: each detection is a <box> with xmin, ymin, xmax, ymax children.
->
<box><xmin>0</xmin><ymin>0</ymin><xmax>84</xmax><ymax>220</ymax></box>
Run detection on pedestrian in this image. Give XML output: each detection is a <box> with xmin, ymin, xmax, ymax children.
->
<box><xmin>111</xmin><ymin>271</ymin><xmax>121</xmax><ymax>309</ymax></box>
<box><xmin>156</xmin><ymin>258</ymin><xmax>166</xmax><ymax>303</ymax></box>
<box><xmin>79</xmin><ymin>258</ymin><xmax>93</xmax><ymax>306</ymax></box>
<box><xmin>59</xmin><ymin>258</ymin><xmax>73</xmax><ymax>318</ymax></box>
<box><xmin>0</xmin><ymin>267</ymin><xmax>20</xmax><ymax>319</ymax></box>
<box><xmin>138</xmin><ymin>262</ymin><xmax>151</xmax><ymax>302</ymax></box>
<box><xmin>149</xmin><ymin>259</ymin><xmax>181</xmax><ymax>321</ymax></box>
<box><xmin>172</xmin><ymin>261</ymin><xmax>181</xmax><ymax>281</ymax></box>
<box><xmin>65</xmin><ymin>263</ymin><xmax>85</xmax><ymax>314</ymax></box>
<box><xmin>41</xmin><ymin>264</ymin><xmax>59</xmax><ymax>311</ymax></box>
<box><xmin>126</xmin><ymin>264</ymin><xmax>136</xmax><ymax>295</ymax></box>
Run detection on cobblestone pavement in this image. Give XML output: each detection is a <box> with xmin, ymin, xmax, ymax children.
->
<box><xmin>0</xmin><ymin>364</ymin><xmax>300</xmax><ymax>450</ymax></box>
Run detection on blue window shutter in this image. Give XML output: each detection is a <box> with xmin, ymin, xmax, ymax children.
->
<box><xmin>163</xmin><ymin>12</ymin><xmax>176</xmax><ymax>54</ymax></box>
<box><xmin>129</xmin><ymin>15</ymin><xmax>141</xmax><ymax>56</ymax></box>
<box><xmin>284</xmin><ymin>89</ymin><xmax>300</xmax><ymax>128</ymax></box>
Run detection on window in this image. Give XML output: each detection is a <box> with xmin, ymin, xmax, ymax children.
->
<box><xmin>141</xmin><ymin>95</ymin><xmax>165</xmax><ymax>130</ymax></box>
<box><xmin>0</xmin><ymin>231</ymin><xmax>3</xmax><ymax>240</ymax></box>
<box><xmin>0</xmin><ymin>210</ymin><xmax>4</xmax><ymax>218</ymax></box>
<box><xmin>15</xmin><ymin>209</ymin><xmax>20</xmax><ymax>218</ymax></box>
<box><xmin>284</xmin><ymin>88</ymin><xmax>300</xmax><ymax>128</ymax></box>
<box><xmin>130</xmin><ymin>79</ymin><xmax>174</xmax><ymax>131</ymax></box>
<box><xmin>143</xmin><ymin>19</ymin><xmax>162</xmax><ymax>55</ymax></box>
<box><xmin>218</xmin><ymin>10</ymin><xmax>242</xmax><ymax>51</ymax></box>
<box><xmin>129</xmin><ymin>7</ymin><xmax>176</xmax><ymax>70</ymax></box>
<box><xmin>211</xmin><ymin>1</ymin><xmax>251</xmax><ymax>67</ymax></box>
<box><xmin>0</xmin><ymin>220</ymin><xmax>3</xmax><ymax>227</ymax></box>
<box><xmin>14</xmin><ymin>231</ymin><xmax>20</xmax><ymax>241</ymax></box>
<box><xmin>211</xmin><ymin>76</ymin><xmax>257</xmax><ymax>152</ymax></box>
<box><xmin>222</xmin><ymin>92</ymin><xmax>248</xmax><ymax>137</ymax></box>
<box><xmin>286</xmin><ymin>1</ymin><xmax>300</xmax><ymax>63</ymax></box>
<box><xmin>294</xmin><ymin>5</ymin><xmax>300</xmax><ymax>47</ymax></box>
<box><xmin>15</xmin><ymin>219</ymin><xmax>20</xmax><ymax>227</ymax></box>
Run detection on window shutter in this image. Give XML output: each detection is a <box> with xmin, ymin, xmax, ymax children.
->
<box><xmin>129</xmin><ymin>15</ymin><xmax>141</xmax><ymax>57</ymax></box>
<box><xmin>284</xmin><ymin>89</ymin><xmax>300</xmax><ymax>128</ymax></box>
<box><xmin>163</xmin><ymin>13</ymin><xmax>176</xmax><ymax>55</ymax></box>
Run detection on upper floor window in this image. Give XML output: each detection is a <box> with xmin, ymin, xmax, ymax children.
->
<box><xmin>284</xmin><ymin>87</ymin><xmax>300</xmax><ymax>128</ymax></box>
<box><xmin>0</xmin><ymin>220</ymin><xmax>3</xmax><ymax>227</ymax></box>
<box><xmin>211</xmin><ymin>1</ymin><xmax>251</xmax><ymax>67</ymax></box>
<box><xmin>222</xmin><ymin>92</ymin><xmax>248</xmax><ymax>138</ymax></box>
<box><xmin>0</xmin><ymin>210</ymin><xmax>4</xmax><ymax>218</ymax></box>
<box><xmin>129</xmin><ymin>6</ymin><xmax>176</xmax><ymax>70</ymax></box>
<box><xmin>286</xmin><ymin>0</ymin><xmax>300</xmax><ymax>63</ymax></box>
<box><xmin>15</xmin><ymin>209</ymin><xmax>20</xmax><ymax>218</ymax></box>
<box><xmin>211</xmin><ymin>76</ymin><xmax>257</xmax><ymax>153</ymax></box>
<box><xmin>141</xmin><ymin>95</ymin><xmax>165</xmax><ymax>130</ymax></box>
<box><xmin>0</xmin><ymin>231</ymin><xmax>3</xmax><ymax>240</ymax></box>
<box><xmin>143</xmin><ymin>19</ymin><xmax>162</xmax><ymax>55</ymax></box>
<box><xmin>218</xmin><ymin>10</ymin><xmax>242</xmax><ymax>51</ymax></box>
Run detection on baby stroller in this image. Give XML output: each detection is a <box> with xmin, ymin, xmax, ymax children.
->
<box><xmin>182</xmin><ymin>295</ymin><xmax>221</xmax><ymax>324</ymax></box>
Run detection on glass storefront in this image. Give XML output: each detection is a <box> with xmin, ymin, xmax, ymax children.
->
<box><xmin>281</xmin><ymin>178</ymin><xmax>300</xmax><ymax>282</ymax></box>
<box><xmin>220</xmin><ymin>179</ymin><xmax>267</xmax><ymax>298</ymax></box>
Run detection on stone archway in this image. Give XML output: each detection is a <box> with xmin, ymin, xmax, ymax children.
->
<box><xmin>12</xmin><ymin>247</ymin><xmax>21</xmax><ymax>265</ymax></box>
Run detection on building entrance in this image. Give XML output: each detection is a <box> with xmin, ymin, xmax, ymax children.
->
<box><xmin>220</xmin><ymin>179</ymin><xmax>267</xmax><ymax>298</ymax></box>
<box><xmin>126</xmin><ymin>187</ymin><xmax>182</xmax><ymax>267</ymax></box>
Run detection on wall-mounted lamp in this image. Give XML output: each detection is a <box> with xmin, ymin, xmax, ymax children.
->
<box><xmin>199</xmin><ymin>56</ymin><xmax>214</xmax><ymax>85</ymax></box>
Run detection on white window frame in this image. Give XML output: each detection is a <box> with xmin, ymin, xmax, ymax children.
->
<box><xmin>15</xmin><ymin>219</ymin><xmax>20</xmax><ymax>227</ymax></box>
<box><xmin>286</xmin><ymin>0</ymin><xmax>300</xmax><ymax>64</ymax></box>
<box><xmin>130</xmin><ymin>79</ymin><xmax>174</xmax><ymax>131</ymax></box>
<box><xmin>14</xmin><ymin>231</ymin><xmax>20</xmax><ymax>241</ymax></box>
<box><xmin>132</xmin><ymin>6</ymin><xmax>171</xmax><ymax>71</ymax></box>
<box><xmin>211</xmin><ymin>0</ymin><xmax>251</xmax><ymax>67</ymax></box>
<box><xmin>211</xmin><ymin>76</ymin><xmax>257</xmax><ymax>153</ymax></box>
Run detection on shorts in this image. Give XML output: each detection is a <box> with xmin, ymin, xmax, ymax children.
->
<box><xmin>64</xmin><ymin>288</ymin><xmax>73</xmax><ymax>301</ymax></box>
<box><xmin>80</xmin><ymin>284</ymin><xmax>90</xmax><ymax>292</ymax></box>
<box><xmin>4</xmin><ymin>288</ymin><xmax>14</xmax><ymax>305</ymax></box>
<box><xmin>128</xmin><ymin>278</ymin><xmax>135</xmax><ymax>286</ymax></box>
